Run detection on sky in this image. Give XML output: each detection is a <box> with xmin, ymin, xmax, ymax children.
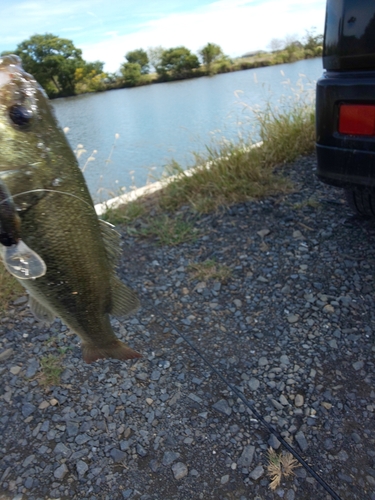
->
<box><xmin>0</xmin><ymin>0</ymin><xmax>326</xmax><ymax>73</ymax></box>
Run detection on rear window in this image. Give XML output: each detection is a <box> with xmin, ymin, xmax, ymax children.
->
<box><xmin>324</xmin><ymin>0</ymin><xmax>375</xmax><ymax>70</ymax></box>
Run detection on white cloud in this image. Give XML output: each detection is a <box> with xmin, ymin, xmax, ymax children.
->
<box><xmin>80</xmin><ymin>0</ymin><xmax>326</xmax><ymax>72</ymax></box>
<box><xmin>0</xmin><ymin>0</ymin><xmax>97</xmax><ymax>45</ymax></box>
<box><xmin>1</xmin><ymin>0</ymin><xmax>326</xmax><ymax>72</ymax></box>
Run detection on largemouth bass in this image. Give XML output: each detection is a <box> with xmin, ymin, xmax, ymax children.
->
<box><xmin>0</xmin><ymin>55</ymin><xmax>141</xmax><ymax>363</ymax></box>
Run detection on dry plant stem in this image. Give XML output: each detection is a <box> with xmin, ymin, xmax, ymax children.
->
<box><xmin>104</xmin><ymin>133</ymin><xmax>120</xmax><ymax>168</ymax></box>
<box><xmin>100</xmin><ymin>94</ymin><xmax>315</xmax><ymax>225</ymax></box>
<box><xmin>81</xmin><ymin>149</ymin><xmax>97</xmax><ymax>173</ymax></box>
<box><xmin>267</xmin><ymin>447</ymin><xmax>301</xmax><ymax>490</ymax></box>
<box><xmin>158</xmin><ymin>97</ymin><xmax>315</xmax><ymax>214</ymax></box>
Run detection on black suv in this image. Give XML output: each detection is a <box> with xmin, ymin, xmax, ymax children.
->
<box><xmin>316</xmin><ymin>0</ymin><xmax>375</xmax><ymax>215</ymax></box>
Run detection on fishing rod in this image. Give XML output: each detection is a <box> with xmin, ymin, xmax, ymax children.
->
<box><xmin>150</xmin><ymin>304</ymin><xmax>343</xmax><ymax>500</ymax></box>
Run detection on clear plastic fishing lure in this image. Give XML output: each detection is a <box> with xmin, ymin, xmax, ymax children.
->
<box><xmin>3</xmin><ymin>239</ymin><xmax>46</xmax><ymax>279</ymax></box>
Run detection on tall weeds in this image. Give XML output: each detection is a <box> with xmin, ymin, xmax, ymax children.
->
<box><xmin>158</xmin><ymin>96</ymin><xmax>315</xmax><ymax>213</ymax></box>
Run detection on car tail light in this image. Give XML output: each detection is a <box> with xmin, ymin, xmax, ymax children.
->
<box><xmin>338</xmin><ymin>104</ymin><xmax>375</xmax><ymax>136</ymax></box>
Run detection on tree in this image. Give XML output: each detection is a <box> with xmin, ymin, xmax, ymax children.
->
<box><xmin>75</xmin><ymin>61</ymin><xmax>107</xmax><ymax>92</ymax></box>
<box><xmin>147</xmin><ymin>46</ymin><xmax>165</xmax><ymax>73</ymax></box>
<box><xmin>84</xmin><ymin>60</ymin><xmax>105</xmax><ymax>74</ymax></box>
<box><xmin>303</xmin><ymin>28</ymin><xmax>323</xmax><ymax>57</ymax></box>
<box><xmin>125</xmin><ymin>49</ymin><xmax>149</xmax><ymax>74</ymax></box>
<box><xmin>120</xmin><ymin>62</ymin><xmax>142</xmax><ymax>86</ymax></box>
<box><xmin>12</xmin><ymin>33</ymin><xmax>84</xmax><ymax>97</ymax></box>
<box><xmin>268</xmin><ymin>38</ymin><xmax>284</xmax><ymax>52</ymax></box>
<box><xmin>157</xmin><ymin>46</ymin><xmax>200</xmax><ymax>79</ymax></box>
<box><xmin>283</xmin><ymin>34</ymin><xmax>302</xmax><ymax>62</ymax></box>
<box><xmin>199</xmin><ymin>43</ymin><xmax>224</xmax><ymax>74</ymax></box>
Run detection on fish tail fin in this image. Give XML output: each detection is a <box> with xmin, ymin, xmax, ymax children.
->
<box><xmin>82</xmin><ymin>340</ymin><xmax>141</xmax><ymax>364</ymax></box>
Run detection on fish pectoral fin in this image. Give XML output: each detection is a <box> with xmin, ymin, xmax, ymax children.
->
<box><xmin>28</xmin><ymin>295</ymin><xmax>55</xmax><ymax>324</ymax></box>
<box><xmin>99</xmin><ymin>219</ymin><xmax>122</xmax><ymax>267</ymax></box>
<box><xmin>110</xmin><ymin>276</ymin><xmax>140</xmax><ymax>317</ymax></box>
<box><xmin>82</xmin><ymin>340</ymin><xmax>142</xmax><ymax>364</ymax></box>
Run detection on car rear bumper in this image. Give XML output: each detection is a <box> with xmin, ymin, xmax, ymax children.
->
<box><xmin>316</xmin><ymin>143</ymin><xmax>375</xmax><ymax>188</ymax></box>
<box><xmin>316</xmin><ymin>70</ymin><xmax>375</xmax><ymax>189</ymax></box>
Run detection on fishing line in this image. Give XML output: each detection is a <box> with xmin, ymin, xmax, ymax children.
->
<box><xmin>0</xmin><ymin>188</ymin><xmax>93</xmax><ymax>209</ymax></box>
<box><xmin>150</xmin><ymin>304</ymin><xmax>343</xmax><ymax>500</ymax></box>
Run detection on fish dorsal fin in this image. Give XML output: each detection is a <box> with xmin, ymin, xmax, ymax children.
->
<box><xmin>28</xmin><ymin>295</ymin><xmax>55</xmax><ymax>324</ymax></box>
<box><xmin>99</xmin><ymin>219</ymin><xmax>122</xmax><ymax>267</ymax></box>
<box><xmin>110</xmin><ymin>276</ymin><xmax>140</xmax><ymax>317</ymax></box>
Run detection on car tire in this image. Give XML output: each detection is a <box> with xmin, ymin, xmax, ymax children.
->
<box><xmin>345</xmin><ymin>188</ymin><xmax>375</xmax><ymax>216</ymax></box>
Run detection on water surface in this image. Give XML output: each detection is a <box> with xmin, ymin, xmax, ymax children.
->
<box><xmin>52</xmin><ymin>58</ymin><xmax>323</xmax><ymax>202</ymax></box>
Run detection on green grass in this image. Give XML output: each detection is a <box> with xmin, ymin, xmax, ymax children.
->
<box><xmin>157</xmin><ymin>99</ymin><xmax>315</xmax><ymax>213</ymax></box>
<box><xmin>133</xmin><ymin>214</ymin><xmax>198</xmax><ymax>246</ymax></box>
<box><xmin>231</xmin><ymin>47</ymin><xmax>322</xmax><ymax>72</ymax></box>
<box><xmin>292</xmin><ymin>196</ymin><xmax>321</xmax><ymax>210</ymax></box>
<box><xmin>39</xmin><ymin>354</ymin><xmax>64</xmax><ymax>387</ymax></box>
<box><xmin>101</xmin><ymin>199</ymin><xmax>146</xmax><ymax>225</ymax></box>
<box><xmin>188</xmin><ymin>259</ymin><xmax>232</xmax><ymax>283</ymax></box>
<box><xmin>103</xmin><ymin>97</ymin><xmax>315</xmax><ymax>222</ymax></box>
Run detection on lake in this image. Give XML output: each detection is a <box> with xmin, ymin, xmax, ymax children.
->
<box><xmin>52</xmin><ymin>58</ymin><xmax>323</xmax><ymax>203</ymax></box>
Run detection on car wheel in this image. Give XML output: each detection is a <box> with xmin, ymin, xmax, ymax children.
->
<box><xmin>345</xmin><ymin>188</ymin><xmax>375</xmax><ymax>216</ymax></box>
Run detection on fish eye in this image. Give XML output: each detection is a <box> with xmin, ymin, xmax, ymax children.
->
<box><xmin>8</xmin><ymin>104</ymin><xmax>32</xmax><ymax>128</ymax></box>
<box><xmin>0</xmin><ymin>232</ymin><xmax>13</xmax><ymax>247</ymax></box>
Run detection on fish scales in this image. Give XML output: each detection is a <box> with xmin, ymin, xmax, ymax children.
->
<box><xmin>0</xmin><ymin>55</ymin><xmax>141</xmax><ymax>363</ymax></box>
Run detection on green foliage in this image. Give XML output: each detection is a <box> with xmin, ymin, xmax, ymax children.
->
<box><xmin>121</xmin><ymin>62</ymin><xmax>143</xmax><ymax>86</ymax></box>
<box><xmin>268</xmin><ymin>38</ymin><xmax>284</xmax><ymax>52</ymax></box>
<box><xmin>75</xmin><ymin>60</ymin><xmax>107</xmax><ymax>93</ymax></box>
<box><xmin>125</xmin><ymin>49</ymin><xmax>149</xmax><ymax>74</ymax></box>
<box><xmin>85</xmin><ymin>60</ymin><xmax>105</xmax><ymax>74</ymax></box>
<box><xmin>147</xmin><ymin>46</ymin><xmax>165</xmax><ymax>73</ymax></box>
<box><xmin>158</xmin><ymin>46</ymin><xmax>200</xmax><ymax>78</ymax></box>
<box><xmin>2</xmin><ymin>29</ymin><xmax>323</xmax><ymax>96</ymax></box>
<box><xmin>105</xmin><ymin>95</ymin><xmax>316</xmax><ymax>228</ymax></box>
<box><xmin>188</xmin><ymin>259</ymin><xmax>232</xmax><ymax>283</ymax></box>
<box><xmin>12</xmin><ymin>33</ymin><xmax>84</xmax><ymax>97</ymax></box>
<box><xmin>102</xmin><ymin>200</ymin><xmax>146</xmax><ymax>225</ymax></box>
<box><xmin>303</xmin><ymin>28</ymin><xmax>323</xmax><ymax>56</ymax></box>
<box><xmin>216</xmin><ymin>58</ymin><xmax>232</xmax><ymax>73</ymax></box>
<box><xmin>255</xmin><ymin>98</ymin><xmax>315</xmax><ymax>166</ymax></box>
<box><xmin>39</xmin><ymin>354</ymin><xmax>64</xmax><ymax>386</ymax></box>
<box><xmin>135</xmin><ymin>215</ymin><xmax>198</xmax><ymax>245</ymax></box>
<box><xmin>159</xmin><ymin>95</ymin><xmax>315</xmax><ymax>213</ymax></box>
<box><xmin>199</xmin><ymin>43</ymin><xmax>224</xmax><ymax>74</ymax></box>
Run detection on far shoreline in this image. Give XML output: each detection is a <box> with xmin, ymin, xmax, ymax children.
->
<box><xmin>52</xmin><ymin>54</ymin><xmax>323</xmax><ymax>101</ymax></box>
<box><xmin>49</xmin><ymin>51</ymin><xmax>321</xmax><ymax>100</ymax></box>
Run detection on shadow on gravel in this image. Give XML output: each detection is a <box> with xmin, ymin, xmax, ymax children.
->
<box><xmin>1</xmin><ymin>154</ymin><xmax>375</xmax><ymax>500</ymax></box>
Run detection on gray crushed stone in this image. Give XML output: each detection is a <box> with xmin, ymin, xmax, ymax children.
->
<box><xmin>1</xmin><ymin>154</ymin><xmax>375</xmax><ymax>499</ymax></box>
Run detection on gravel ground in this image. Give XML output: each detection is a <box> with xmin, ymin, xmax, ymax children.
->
<box><xmin>1</xmin><ymin>153</ymin><xmax>375</xmax><ymax>500</ymax></box>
